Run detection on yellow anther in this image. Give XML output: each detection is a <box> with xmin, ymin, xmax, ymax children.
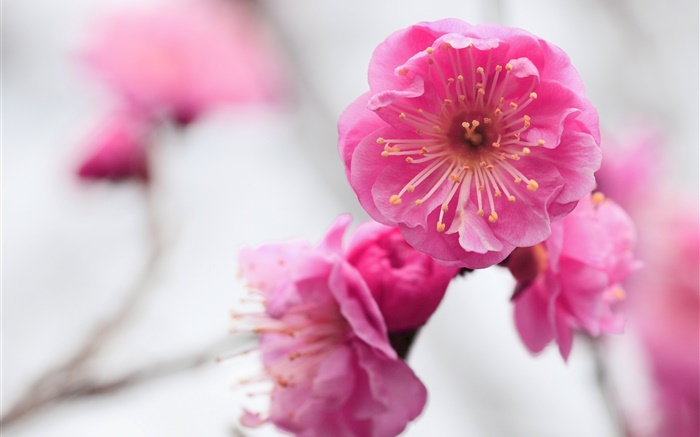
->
<box><xmin>523</xmin><ymin>115</ymin><xmax>531</xmax><ymax>122</ymax></box>
<box><xmin>398</xmin><ymin>67</ymin><xmax>409</xmax><ymax>75</ymax></box>
<box><xmin>591</xmin><ymin>191</ymin><xmax>606</xmax><ymax>205</ymax></box>
<box><xmin>399</xmin><ymin>113</ymin><xmax>406</xmax><ymax>119</ymax></box>
<box><xmin>471</xmin><ymin>120</ymin><xmax>480</xmax><ymax>127</ymax></box>
<box><xmin>433</xmin><ymin>125</ymin><xmax>441</xmax><ymax>133</ymax></box>
<box><xmin>495</xmin><ymin>191</ymin><xmax>502</xmax><ymax>197</ymax></box>
<box><xmin>514</xmin><ymin>177</ymin><xmax>522</xmax><ymax>184</ymax></box>
<box><xmin>494</xmin><ymin>108</ymin><xmax>503</xmax><ymax>116</ymax></box>
<box><xmin>390</xmin><ymin>195</ymin><xmax>402</xmax><ymax>205</ymax></box>
<box><xmin>499</xmin><ymin>153</ymin><xmax>506</xmax><ymax>159</ymax></box>
<box><xmin>495</xmin><ymin>65</ymin><xmax>503</xmax><ymax>72</ymax></box>
<box><xmin>405</xmin><ymin>157</ymin><xmax>414</xmax><ymax>163</ymax></box>
<box><xmin>477</xmin><ymin>209</ymin><xmax>485</xmax><ymax>217</ymax></box>
<box><xmin>612</xmin><ymin>287</ymin><xmax>626</xmax><ymax>300</ymax></box>
<box><xmin>444</xmin><ymin>98</ymin><xmax>453</xmax><ymax>104</ymax></box>
<box><xmin>426</xmin><ymin>47</ymin><xmax>434</xmax><ymax>54</ymax></box>
<box><xmin>478</xmin><ymin>88</ymin><xmax>486</xmax><ymax>95</ymax></box>
<box><xmin>511</xmin><ymin>154</ymin><xmax>520</xmax><ymax>160</ymax></box>
<box><xmin>491</xmin><ymin>142</ymin><xmax>500</xmax><ymax>148</ymax></box>
<box><xmin>462</xmin><ymin>121</ymin><xmax>470</xmax><ymax>129</ymax></box>
<box><xmin>407</xmin><ymin>185</ymin><xmax>415</xmax><ymax>192</ymax></box>
<box><xmin>537</xmin><ymin>139</ymin><xmax>545</xmax><ymax>146</ymax></box>
<box><xmin>527</xmin><ymin>180</ymin><xmax>539</xmax><ymax>192</ymax></box>
<box><xmin>523</xmin><ymin>147</ymin><xmax>531</xmax><ymax>155</ymax></box>
<box><xmin>441</xmin><ymin>204</ymin><xmax>449</xmax><ymax>212</ymax></box>
<box><xmin>462</xmin><ymin>165</ymin><xmax>471</xmax><ymax>170</ymax></box>
<box><xmin>419</xmin><ymin>147</ymin><xmax>429</xmax><ymax>154</ymax></box>
<box><xmin>458</xmin><ymin>95</ymin><xmax>466</xmax><ymax>102</ymax></box>
<box><xmin>476</xmin><ymin>67</ymin><xmax>484</xmax><ymax>74</ymax></box>
<box><xmin>448</xmin><ymin>77</ymin><xmax>455</xmax><ymax>83</ymax></box>
<box><xmin>415</xmin><ymin>199</ymin><xmax>423</xmax><ymax>205</ymax></box>
<box><xmin>376</xmin><ymin>137</ymin><xmax>385</xmax><ymax>144</ymax></box>
<box><xmin>489</xmin><ymin>211</ymin><xmax>499</xmax><ymax>223</ymax></box>
<box><xmin>441</xmin><ymin>43</ymin><xmax>451</xmax><ymax>50</ymax></box>
<box><xmin>457</xmin><ymin>75</ymin><xmax>464</xmax><ymax>82</ymax></box>
<box><xmin>449</xmin><ymin>174</ymin><xmax>462</xmax><ymax>183</ymax></box>
<box><xmin>530</xmin><ymin>92</ymin><xmax>538</xmax><ymax>99</ymax></box>
<box><xmin>436</xmin><ymin>221</ymin><xmax>446</xmax><ymax>232</ymax></box>
<box><xmin>508</xmin><ymin>195</ymin><xmax>516</xmax><ymax>202</ymax></box>
<box><xmin>478</xmin><ymin>185</ymin><xmax>485</xmax><ymax>191</ymax></box>
<box><xmin>505</xmin><ymin>63</ymin><xmax>513</xmax><ymax>71</ymax></box>
<box><xmin>417</xmin><ymin>109</ymin><xmax>424</xmax><ymax>114</ymax></box>
<box><xmin>483</xmin><ymin>117</ymin><xmax>492</xmax><ymax>124</ymax></box>
<box><xmin>381</xmin><ymin>151</ymin><xmax>389</xmax><ymax>157</ymax></box>
<box><xmin>486</xmin><ymin>165</ymin><xmax>494</xmax><ymax>171</ymax></box>
<box><xmin>476</xmin><ymin>82</ymin><xmax>484</xmax><ymax>89</ymax></box>
<box><xmin>510</xmin><ymin>102</ymin><xmax>518</xmax><ymax>108</ymax></box>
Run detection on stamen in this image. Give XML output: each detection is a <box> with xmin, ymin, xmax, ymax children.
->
<box><xmin>591</xmin><ymin>191</ymin><xmax>605</xmax><ymax>205</ymax></box>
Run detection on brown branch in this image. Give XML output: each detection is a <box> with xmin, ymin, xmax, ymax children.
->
<box><xmin>1</xmin><ymin>185</ymin><xmax>166</xmax><ymax>428</ymax></box>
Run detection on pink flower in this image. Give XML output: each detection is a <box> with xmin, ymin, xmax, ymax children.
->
<box><xmin>233</xmin><ymin>216</ymin><xmax>427</xmax><ymax>437</ymax></box>
<box><xmin>82</xmin><ymin>0</ymin><xmax>282</xmax><ymax>124</ymax></box>
<box><xmin>346</xmin><ymin>221</ymin><xmax>459</xmax><ymax>332</ymax></box>
<box><xmin>595</xmin><ymin>123</ymin><xmax>661</xmax><ymax>211</ymax></box>
<box><xmin>509</xmin><ymin>193</ymin><xmax>638</xmax><ymax>359</ymax></box>
<box><xmin>76</xmin><ymin>109</ymin><xmax>152</xmax><ymax>182</ymax></box>
<box><xmin>339</xmin><ymin>20</ymin><xmax>601</xmax><ymax>268</ymax></box>
<box><xmin>628</xmin><ymin>202</ymin><xmax>699</xmax><ymax>437</ymax></box>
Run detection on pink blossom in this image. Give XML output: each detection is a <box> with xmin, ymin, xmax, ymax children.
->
<box><xmin>82</xmin><ymin>0</ymin><xmax>282</xmax><ymax>124</ymax></box>
<box><xmin>339</xmin><ymin>20</ymin><xmax>601</xmax><ymax>268</ymax></box>
<box><xmin>346</xmin><ymin>221</ymin><xmax>459</xmax><ymax>332</ymax></box>
<box><xmin>77</xmin><ymin>109</ymin><xmax>152</xmax><ymax>182</ymax></box>
<box><xmin>628</xmin><ymin>202</ymin><xmax>699</xmax><ymax>437</ymax></box>
<box><xmin>595</xmin><ymin>123</ymin><xmax>661</xmax><ymax>211</ymax></box>
<box><xmin>509</xmin><ymin>193</ymin><xmax>638</xmax><ymax>359</ymax></box>
<box><xmin>234</xmin><ymin>216</ymin><xmax>427</xmax><ymax>437</ymax></box>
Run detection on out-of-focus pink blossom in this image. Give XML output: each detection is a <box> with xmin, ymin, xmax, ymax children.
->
<box><xmin>77</xmin><ymin>109</ymin><xmax>152</xmax><ymax>182</ymax></box>
<box><xmin>346</xmin><ymin>221</ymin><xmax>459</xmax><ymax>332</ymax></box>
<box><xmin>83</xmin><ymin>0</ymin><xmax>283</xmax><ymax>124</ymax></box>
<box><xmin>339</xmin><ymin>19</ymin><xmax>601</xmax><ymax>269</ymax></box>
<box><xmin>628</xmin><ymin>202</ymin><xmax>699</xmax><ymax>437</ymax></box>
<box><xmin>595</xmin><ymin>123</ymin><xmax>661</xmax><ymax>210</ymax></box>
<box><xmin>509</xmin><ymin>193</ymin><xmax>638</xmax><ymax>359</ymax></box>
<box><xmin>233</xmin><ymin>216</ymin><xmax>427</xmax><ymax>437</ymax></box>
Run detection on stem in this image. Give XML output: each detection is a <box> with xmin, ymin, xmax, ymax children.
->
<box><xmin>588</xmin><ymin>336</ymin><xmax>629</xmax><ymax>437</ymax></box>
<box><xmin>1</xmin><ymin>184</ymin><xmax>165</xmax><ymax>428</ymax></box>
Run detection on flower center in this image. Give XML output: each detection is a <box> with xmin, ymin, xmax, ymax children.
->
<box><xmin>378</xmin><ymin>43</ymin><xmax>545</xmax><ymax>233</ymax></box>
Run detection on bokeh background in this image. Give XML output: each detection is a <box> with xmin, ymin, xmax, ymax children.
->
<box><xmin>3</xmin><ymin>0</ymin><xmax>698</xmax><ymax>436</ymax></box>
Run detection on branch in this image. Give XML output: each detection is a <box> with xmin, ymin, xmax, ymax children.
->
<box><xmin>1</xmin><ymin>185</ymin><xmax>166</xmax><ymax>428</ymax></box>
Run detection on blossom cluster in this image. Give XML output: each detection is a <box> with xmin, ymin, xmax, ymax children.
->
<box><xmin>232</xmin><ymin>216</ymin><xmax>457</xmax><ymax>436</ymax></box>
<box><xmin>223</xmin><ymin>19</ymin><xmax>647</xmax><ymax>437</ymax></box>
<box><xmin>76</xmin><ymin>0</ymin><xmax>283</xmax><ymax>182</ymax></box>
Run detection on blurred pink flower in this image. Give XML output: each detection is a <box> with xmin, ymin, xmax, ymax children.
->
<box><xmin>77</xmin><ymin>109</ymin><xmax>152</xmax><ymax>182</ymax></box>
<box><xmin>628</xmin><ymin>202</ymin><xmax>699</xmax><ymax>437</ymax></box>
<box><xmin>83</xmin><ymin>0</ymin><xmax>283</xmax><ymax>124</ymax></box>
<box><xmin>509</xmin><ymin>193</ymin><xmax>638</xmax><ymax>359</ymax></box>
<box><xmin>595</xmin><ymin>123</ymin><xmax>661</xmax><ymax>210</ymax></box>
<box><xmin>346</xmin><ymin>221</ymin><xmax>459</xmax><ymax>332</ymax></box>
<box><xmin>339</xmin><ymin>19</ymin><xmax>601</xmax><ymax>269</ymax></box>
<box><xmin>234</xmin><ymin>216</ymin><xmax>427</xmax><ymax>437</ymax></box>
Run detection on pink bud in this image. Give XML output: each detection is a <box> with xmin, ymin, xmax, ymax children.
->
<box><xmin>346</xmin><ymin>221</ymin><xmax>459</xmax><ymax>332</ymax></box>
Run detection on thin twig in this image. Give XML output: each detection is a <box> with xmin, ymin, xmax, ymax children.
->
<box><xmin>1</xmin><ymin>184</ymin><xmax>165</xmax><ymax>428</ymax></box>
<box><xmin>588</xmin><ymin>336</ymin><xmax>628</xmax><ymax>437</ymax></box>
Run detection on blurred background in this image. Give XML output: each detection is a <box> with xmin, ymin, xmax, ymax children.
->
<box><xmin>3</xmin><ymin>0</ymin><xmax>698</xmax><ymax>436</ymax></box>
